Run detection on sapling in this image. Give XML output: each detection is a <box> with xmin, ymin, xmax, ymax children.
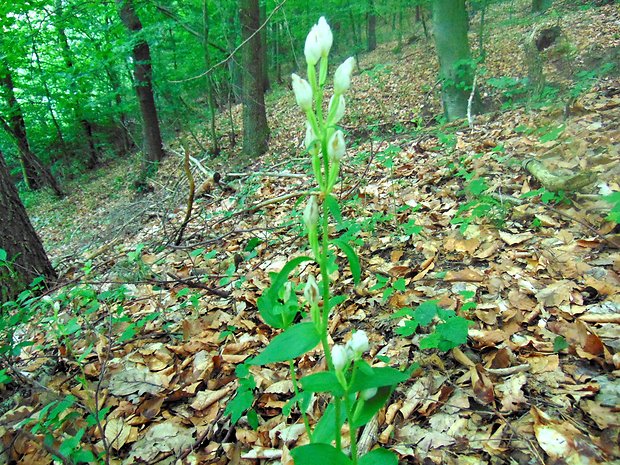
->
<box><xmin>226</xmin><ymin>17</ymin><xmax>410</xmax><ymax>465</ymax></box>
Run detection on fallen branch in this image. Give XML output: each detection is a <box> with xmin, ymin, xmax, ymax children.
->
<box><xmin>523</xmin><ymin>158</ymin><xmax>596</xmax><ymax>192</ymax></box>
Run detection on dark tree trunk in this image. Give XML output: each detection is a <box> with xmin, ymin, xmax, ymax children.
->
<box><xmin>431</xmin><ymin>0</ymin><xmax>482</xmax><ymax>121</ymax></box>
<box><xmin>55</xmin><ymin>0</ymin><xmax>99</xmax><ymax>169</ymax></box>
<box><xmin>117</xmin><ymin>0</ymin><xmax>165</xmax><ymax>164</ymax></box>
<box><xmin>367</xmin><ymin>0</ymin><xmax>377</xmax><ymax>52</ymax></box>
<box><xmin>0</xmin><ymin>58</ymin><xmax>63</xmax><ymax>196</ymax></box>
<box><xmin>240</xmin><ymin>0</ymin><xmax>269</xmax><ymax>157</ymax></box>
<box><xmin>0</xmin><ymin>151</ymin><xmax>57</xmax><ymax>303</ymax></box>
<box><xmin>259</xmin><ymin>0</ymin><xmax>270</xmax><ymax>93</ymax></box>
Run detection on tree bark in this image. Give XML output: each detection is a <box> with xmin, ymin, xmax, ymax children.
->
<box><xmin>431</xmin><ymin>0</ymin><xmax>482</xmax><ymax>121</ymax></box>
<box><xmin>0</xmin><ymin>57</ymin><xmax>63</xmax><ymax>196</ymax></box>
<box><xmin>117</xmin><ymin>0</ymin><xmax>165</xmax><ymax>164</ymax></box>
<box><xmin>367</xmin><ymin>0</ymin><xmax>377</xmax><ymax>52</ymax></box>
<box><xmin>259</xmin><ymin>0</ymin><xmax>270</xmax><ymax>93</ymax></box>
<box><xmin>0</xmin><ymin>150</ymin><xmax>57</xmax><ymax>303</ymax></box>
<box><xmin>239</xmin><ymin>0</ymin><xmax>269</xmax><ymax>157</ymax></box>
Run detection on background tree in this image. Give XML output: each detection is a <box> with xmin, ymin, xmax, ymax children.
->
<box><xmin>431</xmin><ymin>0</ymin><xmax>482</xmax><ymax>121</ymax></box>
<box><xmin>240</xmin><ymin>0</ymin><xmax>269</xmax><ymax>157</ymax></box>
<box><xmin>0</xmin><ymin>150</ymin><xmax>57</xmax><ymax>303</ymax></box>
<box><xmin>117</xmin><ymin>0</ymin><xmax>165</xmax><ymax>165</ymax></box>
<box><xmin>0</xmin><ymin>54</ymin><xmax>63</xmax><ymax>196</ymax></box>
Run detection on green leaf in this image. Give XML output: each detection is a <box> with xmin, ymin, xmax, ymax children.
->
<box><xmin>394</xmin><ymin>319</ymin><xmax>418</xmax><ymax>337</ymax></box>
<box><xmin>553</xmin><ymin>336</ymin><xmax>568</xmax><ymax>352</ymax></box>
<box><xmin>331</xmin><ymin>239</ymin><xmax>361</xmax><ymax>285</ymax></box>
<box><xmin>269</xmin><ymin>256</ymin><xmax>313</xmax><ymax>296</ymax></box>
<box><xmin>300</xmin><ymin>371</ymin><xmax>344</xmax><ymax>396</ymax></box>
<box><xmin>250</xmin><ymin>322</ymin><xmax>320</xmax><ymax>365</ymax></box>
<box><xmin>0</xmin><ymin>249</ymin><xmax>7</xmax><ymax>262</ymax></box>
<box><xmin>225</xmin><ymin>389</ymin><xmax>254</xmax><ymax>424</ymax></box>
<box><xmin>413</xmin><ymin>300</ymin><xmax>439</xmax><ymax>326</ymax></box>
<box><xmin>291</xmin><ymin>444</ymin><xmax>352</xmax><ymax>465</ymax></box>
<box><xmin>392</xmin><ymin>278</ymin><xmax>406</xmax><ymax>292</ymax></box>
<box><xmin>351</xmin><ymin>386</ymin><xmax>392</xmax><ymax>428</ymax></box>
<box><xmin>359</xmin><ymin>448</ymin><xmax>398</xmax><ymax>465</ymax></box>
<box><xmin>467</xmin><ymin>178</ymin><xmax>488</xmax><ymax>196</ymax></box>
<box><xmin>349</xmin><ymin>365</ymin><xmax>409</xmax><ymax>393</ymax></box>
<box><xmin>326</xmin><ymin>194</ymin><xmax>343</xmax><ymax>225</ymax></box>
<box><xmin>313</xmin><ymin>403</ymin><xmax>346</xmax><ymax>444</ymax></box>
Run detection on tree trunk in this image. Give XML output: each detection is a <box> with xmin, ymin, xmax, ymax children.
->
<box><xmin>55</xmin><ymin>0</ymin><xmax>99</xmax><ymax>169</ymax></box>
<box><xmin>431</xmin><ymin>0</ymin><xmax>482</xmax><ymax>121</ymax></box>
<box><xmin>117</xmin><ymin>0</ymin><xmax>165</xmax><ymax>164</ymax></box>
<box><xmin>0</xmin><ymin>58</ymin><xmax>63</xmax><ymax>196</ymax></box>
<box><xmin>203</xmin><ymin>0</ymin><xmax>220</xmax><ymax>156</ymax></box>
<box><xmin>0</xmin><ymin>150</ymin><xmax>57</xmax><ymax>303</ymax></box>
<box><xmin>240</xmin><ymin>0</ymin><xmax>269</xmax><ymax>157</ymax></box>
<box><xmin>367</xmin><ymin>0</ymin><xmax>377</xmax><ymax>52</ymax></box>
<box><xmin>259</xmin><ymin>0</ymin><xmax>270</xmax><ymax>92</ymax></box>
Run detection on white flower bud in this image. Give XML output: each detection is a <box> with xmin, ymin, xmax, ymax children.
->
<box><xmin>346</xmin><ymin>330</ymin><xmax>369</xmax><ymax>357</ymax></box>
<box><xmin>316</xmin><ymin>17</ymin><xmax>333</xmax><ymax>58</ymax></box>
<box><xmin>303</xmin><ymin>195</ymin><xmax>319</xmax><ymax>230</ymax></box>
<box><xmin>332</xmin><ymin>344</ymin><xmax>348</xmax><ymax>371</ymax></box>
<box><xmin>334</xmin><ymin>57</ymin><xmax>355</xmax><ymax>94</ymax></box>
<box><xmin>360</xmin><ymin>387</ymin><xmax>378</xmax><ymax>400</ymax></box>
<box><xmin>291</xmin><ymin>73</ymin><xmax>312</xmax><ymax>111</ymax></box>
<box><xmin>304</xmin><ymin>17</ymin><xmax>333</xmax><ymax>66</ymax></box>
<box><xmin>327</xmin><ymin>130</ymin><xmax>346</xmax><ymax>162</ymax></box>
<box><xmin>328</xmin><ymin>94</ymin><xmax>346</xmax><ymax>123</ymax></box>
<box><xmin>304</xmin><ymin>274</ymin><xmax>320</xmax><ymax>306</ymax></box>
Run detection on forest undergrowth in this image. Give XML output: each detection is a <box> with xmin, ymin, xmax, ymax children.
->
<box><xmin>3</xmin><ymin>1</ymin><xmax>620</xmax><ymax>464</ymax></box>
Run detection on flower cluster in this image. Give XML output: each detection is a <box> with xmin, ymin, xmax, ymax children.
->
<box><xmin>332</xmin><ymin>330</ymin><xmax>369</xmax><ymax>372</ymax></box>
<box><xmin>291</xmin><ymin>16</ymin><xmax>355</xmax><ymax>225</ymax></box>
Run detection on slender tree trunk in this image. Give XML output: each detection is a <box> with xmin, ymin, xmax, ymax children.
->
<box><xmin>367</xmin><ymin>0</ymin><xmax>377</xmax><ymax>52</ymax></box>
<box><xmin>0</xmin><ymin>150</ymin><xmax>57</xmax><ymax>303</ymax></box>
<box><xmin>55</xmin><ymin>0</ymin><xmax>99</xmax><ymax>169</ymax></box>
<box><xmin>259</xmin><ymin>0</ymin><xmax>270</xmax><ymax>92</ymax></box>
<box><xmin>203</xmin><ymin>0</ymin><xmax>220</xmax><ymax>155</ymax></box>
<box><xmin>0</xmin><ymin>58</ymin><xmax>63</xmax><ymax>196</ymax></box>
<box><xmin>117</xmin><ymin>0</ymin><xmax>165</xmax><ymax>164</ymax></box>
<box><xmin>240</xmin><ymin>0</ymin><xmax>269</xmax><ymax>157</ymax></box>
<box><xmin>431</xmin><ymin>0</ymin><xmax>482</xmax><ymax>121</ymax></box>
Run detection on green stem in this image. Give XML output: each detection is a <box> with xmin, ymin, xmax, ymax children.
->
<box><xmin>344</xmin><ymin>393</ymin><xmax>358</xmax><ymax>464</ymax></box>
<box><xmin>289</xmin><ymin>360</ymin><xmax>312</xmax><ymax>441</ymax></box>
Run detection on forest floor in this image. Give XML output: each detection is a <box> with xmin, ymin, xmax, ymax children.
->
<box><xmin>5</xmin><ymin>1</ymin><xmax>620</xmax><ymax>464</ymax></box>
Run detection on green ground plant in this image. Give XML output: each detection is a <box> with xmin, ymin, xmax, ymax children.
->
<box><xmin>225</xmin><ymin>18</ymin><xmax>471</xmax><ymax>465</ymax></box>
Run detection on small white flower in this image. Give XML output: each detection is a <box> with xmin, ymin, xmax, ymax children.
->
<box><xmin>327</xmin><ymin>130</ymin><xmax>346</xmax><ymax>162</ymax></box>
<box><xmin>332</xmin><ymin>344</ymin><xmax>349</xmax><ymax>371</ymax></box>
<box><xmin>304</xmin><ymin>274</ymin><xmax>319</xmax><ymax>306</ymax></box>
<box><xmin>347</xmin><ymin>330</ymin><xmax>369</xmax><ymax>356</ymax></box>
<box><xmin>360</xmin><ymin>387</ymin><xmax>377</xmax><ymax>400</ymax></box>
<box><xmin>303</xmin><ymin>195</ymin><xmax>319</xmax><ymax>230</ymax></box>
<box><xmin>334</xmin><ymin>57</ymin><xmax>355</xmax><ymax>94</ymax></box>
<box><xmin>291</xmin><ymin>73</ymin><xmax>312</xmax><ymax>111</ymax></box>
<box><xmin>328</xmin><ymin>94</ymin><xmax>346</xmax><ymax>123</ymax></box>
